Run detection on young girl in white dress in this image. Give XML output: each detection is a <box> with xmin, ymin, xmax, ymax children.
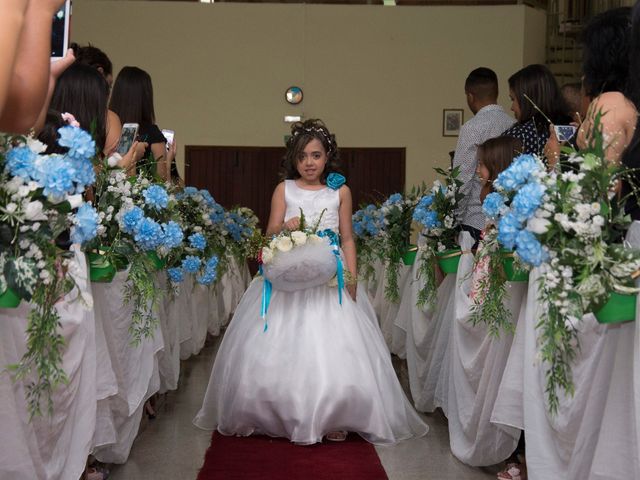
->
<box><xmin>193</xmin><ymin>119</ymin><xmax>428</xmax><ymax>445</ymax></box>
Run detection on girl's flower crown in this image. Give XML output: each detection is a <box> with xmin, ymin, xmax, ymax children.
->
<box><xmin>290</xmin><ymin>124</ymin><xmax>337</xmax><ymax>156</ymax></box>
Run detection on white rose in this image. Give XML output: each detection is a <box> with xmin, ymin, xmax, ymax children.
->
<box><xmin>5</xmin><ymin>177</ymin><xmax>23</xmax><ymax>193</ymax></box>
<box><xmin>67</xmin><ymin>194</ymin><xmax>84</xmax><ymax>210</ymax></box>
<box><xmin>290</xmin><ymin>230</ymin><xmax>308</xmax><ymax>246</ymax></box>
<box><xmin>276</xmin><ymin>236</ymin><xmax>293</xmax><ymax>252</ymax></box>
<box><xmin>5</xmin><ymin>203</ymin><xmax>17</xmax><ymax>214</ymax></box>
<box><xmin>307</xmin><ymin>234</ymin><xmax>324</xmax><ymax>244</ymax></box>
<box><xmin>24</xmin><ymin>200</ymin><xmax>46</xmax><ymax>221</ymax></box>
<box><xmin>526</xmin><ymin>217</ymin><xmax>551</xmax><ymax>234</ymax></box>
<box><xmin>107</xmin><ymin>153</ymin><xmax>122</xmax><ymax>168</ymax></box>
<box><xmin>269</xmin><ymin>238</ymin><xmax>278</xmax><ymax>249</ymax></box>
<box><xmin>261</xmin><ymin>247</ymin><xmax>274</xmax><ymax>264</ymax></box>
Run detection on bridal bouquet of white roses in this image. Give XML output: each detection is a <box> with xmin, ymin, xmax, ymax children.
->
<box><xmin>260</xmin><ymin>210</ymin><xmax>335</xmax><ymax>292</ymax></box>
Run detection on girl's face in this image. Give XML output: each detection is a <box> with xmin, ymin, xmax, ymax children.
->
<box><xmin>476</xmin><ymin>158</ymin><xmax>490</xmax><ymax>187</ymax></box>
<box><xmin>296</xmin><ymin>138</ymin><xmax>327</xmax><ymax>184</ymax></box>
<box><xmin>509</xmin><ymin>89</ymin><xmax>521</xmax><ymax>121</ymax></box>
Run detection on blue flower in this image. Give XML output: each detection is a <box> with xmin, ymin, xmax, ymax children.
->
<box><xmin>57</xmin><ymin>125</ymin><xmax>96</xmax><ymax>162</ymax></box>
<box><xmin>142</xmin><ymin>185</ymin><xmax>169</xmax><ymax>210</ymax></box>
<box><xmin>122</xmin><ymin>207</ymin><xmax>144</xmax><ymax>234</ymax></box>
<box><xmin>418</xmin><ymin>195</ymin><xmax>434</xmax><ymax>208</ymax></box>
<box><xmin>497</xmin><ymin>212</ymin><xmax>523</xmax><ymax>250</ymax></box>
<box><xmin>199</xmin><ymin>254</ymin><xmax>220</xmax><ymax>284</ymax></box>
<box><xmin>515</xmin><ymin>230</ymin><xmax>548</xmax><ymax>266</ymax></box>
<box><xmin>6</xmin><ymin>146</ymin><xmax>38</xmax><ymax>179</ymax></box>
<box><xmin>209</xmin><ymin>202</ymin><xmax>226</xmax><ymax>224</ymax></box>
<box><xmin>70</xmin><ymin>203</ymin><xmax>99</xmax><ymax>244</ymax></box>
<box><xmin>383</xmin><ymin>193</ymin><xmax>403</xmax><ymax>207</ymax></box>
<box><xmin>134</xmin><ymin>217</ymin><xmax>163</xmax><ymax>251</ymax></box>
<box><xmin>511</xmin><ymin>182</ymin><xmax>546</xmax><ymax>221</ymax></box>
<box><xmin>326</xmin><ymin>173</ymin><xmax>346</xmax><ymax>190</ymax></box>
<box><xmin>494</xmin><ymin>154</ymin><xmax>540</xmax><ymax>192</ymax></box>
<box><xmin>167</xmin><ymin>267</ymin><xmax>184</xmax><ymax>283</ymax></box>
<box><xmin>199</xmin><ymin>189</ymin><xmax>216</xmax><ymax>208</ymax></box>
<box><xmin>482</xmin><ymin>192</ymin><xmax>506</xmax><ymax>220</ymax></box>
<box><xmin>69</xmin><ymin>157</ymin><xmax>96</xmax><ymax>193</ymax></box>
<box><xmin>188</xmin><ymin>232</ymin><xmax>207</xmax><ymax>251</ymax></box>
<box><xmin>182</xmin><ymin>255</ymin><xmax>201</xmax><ymax>273</ymax></box>
<box><xmin>35</xmin><ymin>155</ymin><xmax>75</xmax><ymax>200</ymax></box>
<box><xmin>183</xmin><ymin>186</ymin><xmax>198</xmax><ymax>196</ymax></box>
<box><xmin>162</xmin><ymin>221</ymin><xmax>183</xmax><ymax>249</ymax></box>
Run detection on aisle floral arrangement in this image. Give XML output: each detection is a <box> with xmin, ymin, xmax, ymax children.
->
<box><xmin>0</xmin><ymin>122</ymin><xmax>99</xmax><ymax>416</ymax></box>
<box><xmin>490</xmin><ymin>115</ymin><xmax>640</xmax><ymax>413</ymax></box>
<box><xmin>352</xmin><ymin>203</ymin><xmax>385</xmax><ymax>283</ymax></box>
<box><xmin>412</xmin><ymin>167</ymin><xmax>464</xmax><ymax>309</ymax></box>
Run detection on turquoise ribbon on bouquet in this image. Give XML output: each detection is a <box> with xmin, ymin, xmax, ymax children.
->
<box><xmin>318</xmin><ymin>229</ymin><xmax>344</xmax><ymax>305</ymax></box>
<box><xmin>259</xmin><ymin>264</ymin><xmax>272</xmax><ymax>332</ymax></box>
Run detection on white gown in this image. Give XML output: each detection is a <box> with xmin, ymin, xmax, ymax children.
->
<box><xmin>194</xmin><ymin>180</ymin><xmax>429</xmax><ymax>445</ymax></box>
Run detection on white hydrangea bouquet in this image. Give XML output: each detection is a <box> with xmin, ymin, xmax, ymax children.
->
<box><xmin>260</xmin><ymin>209</ymin><xmax>336</xmax><ymax>292</ymax></box>
<box><xmin>491</xmin><ymin>115</ymin><xmax>640</xmax><ymax>413</ymax></box>
<box><xmin>0</xmin><ymin>121</ymin><xmax>100</xmax><ymax>416</ymax></box>
<box><xmin>413</xmin><ymin>167</ymin><xmax>464</xmax><ymax>310</ymax></box>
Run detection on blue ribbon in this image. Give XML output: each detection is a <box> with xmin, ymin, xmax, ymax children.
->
<box><xmin>318</xmin><ymin>229</ymin><xmax>344</xmax><ymax>305</ymax></box>
<box><xmin>259</xmin><ymin>264</ymin><xmax>272</xmax><ymax>332</ymax></box>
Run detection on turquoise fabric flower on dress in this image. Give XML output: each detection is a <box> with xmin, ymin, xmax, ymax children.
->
<box><xmin>326</xmin><ymin>173</ymin><xmax>346</xmax><ymax>190</ymax></box>
<box><xmin>143</xmin><ymin>185</ymin><xmax>169</xmax><ymax>210</ymax></box>
<box><xmin>70</xmin><ymin>203</ymin><xmax>99</xmax><ymax>245</ymax></box>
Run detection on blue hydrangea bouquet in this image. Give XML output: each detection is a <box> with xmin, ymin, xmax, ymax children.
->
<box><xmin>413</xmin><ymin>166</ymin><xmax>464</xmax><ymax>309</ymax></box>
<box><xmin>0</xmin><ymin>122</ymin><xmax>100</xmax><ymax>416</ymax></box>
<box><xmin>352</xmin><ymin>203</ymin><xmax>386</xmax><ymax>285</ymax></box>
<box><xmin>489</xmin><ymin>115</ymin><xmax>640</xmax><ymax>413</ymax></box>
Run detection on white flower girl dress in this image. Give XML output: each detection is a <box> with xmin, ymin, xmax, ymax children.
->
<box><xmin>194</xmin><ymin>180</ymin><xmax>429</xmax><ymax>445</ymax></box>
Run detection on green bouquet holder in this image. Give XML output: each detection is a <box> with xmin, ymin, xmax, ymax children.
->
<box><xmin>501</xmin><ymin>250</ymin><xmax>529</xmax><ymax>282</ymax></box>
<box><xmin>402</xmin><ymin>245</ymin><xmax>418</xmax><ymax>266</ymax></box>
<box><xmin>595</xmin><ymin>292</ymin><xmax>637</xmax><ymax>324</ymax></box>
<box><xmin>0</xmin><ymin>287</ymin><xmax>21</xmax><ymax>308</ymax></box>
<box><xmin>147</xmin><ymin>251</ymin><xmax>166</xmax><ymax>271</ymax></box>
<box><xmin>88</xmin><ymin>250</ymin><xmax>116</xmax><ymax>283</ymax></box>
<box><xmin>436</xmin><ymin>248</ymin><xmax>462</xmax><ymax>274</ymax></box>
<box><xmin>112</xmin><ymin>253</ymin><xmax>129</xmax><ymax>271</ymax></box>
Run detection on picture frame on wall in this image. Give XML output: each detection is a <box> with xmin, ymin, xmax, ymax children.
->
<box><xmin>443</xmin><ymin>109</ymin><xmax>464</xmax><ymax>137</ymax></box>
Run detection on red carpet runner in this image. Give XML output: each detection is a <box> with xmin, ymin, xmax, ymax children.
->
<box><xmin>197</xmin><ymin>433</ymin><xmax>389</xmax><ymax>480</ymax></box>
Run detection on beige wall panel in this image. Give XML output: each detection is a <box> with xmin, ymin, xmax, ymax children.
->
<box><xmin>72</xmin><ymin>2</ymin><xmax>544</xmax><ymax>188</ymax></box>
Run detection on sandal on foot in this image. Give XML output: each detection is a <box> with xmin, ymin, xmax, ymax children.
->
<box><xmin>497</xmin><ymin>463</ymin><xmax>526</xmax><ymax>480</ymax></box>
<box><xmin>326</xmin><ymin>431</ymin><xmax>348</xmax><ymax>442</ymax></box>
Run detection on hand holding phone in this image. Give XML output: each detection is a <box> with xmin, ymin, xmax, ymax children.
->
<box><xmin>553</xmin><ymin>125</ymin><xmax>577</xmax><ymax>143</ymax></box>
<box><xmin>161</xmin><ymin>129</ymin><xmax>175</xmax><ymax>151</ymax></box>
<box><xmin>116</xmin><ymin>123</ymin><xmax>139</xmax><ymax>156</ymax></box>
<box><xmin>51</xmin><ymin>0</ymin><xmax>71</xmax><ymax>60</ymax></box>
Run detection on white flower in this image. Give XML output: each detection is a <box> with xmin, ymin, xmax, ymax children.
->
<box><xmin>26</xmin><ymin>137</ymin><xmax>47</xmax><ymax>154</ymax></box>
<box><xmin>67</xmin><ymin>194</ymin><xmax>84</xmax><ymax>210</ymax></box>
<box><xmin>276</xmin><ymin>236</ymin><xmax>293</xmax><ymax>252</ymax></box>
<box><xmin>107</xmin><ymin>154</ymin><xmax>122</xmax><ymax>167</ymax></box>
<box><xmin>592</xmin><ymin>215</ymin><xmax>605</xmax><ymax>227</ymax></box>
<box><xmin>31</xmin><ymin>222</ymin><xmax>40</xmax><ymax>232</ymax></box>
<box><xmin>5</xmin><ymin>203</ymin><xmax>17</xmax><ymax>214</ymax></box>
<box><xmin>290</xmin><ymin>230</ymin><xmax>308</xmax><ymax>246</ymax></box>
<box><xmin>24</xmin><ymin>201</ymin><xmax>46</xmax><ymax>221</ymax></box>
<box><xmin>308</xmin><ymin>234</ymin><xmax>324</xmax><ymax>244</ymax></box>
<box><xmin>526</xmin><ymin>217</ymin><xmax>551</xmax><ymax>234</ymax></box>
<box><xmin>269</xmin><ymin>238</ymin><xmax>278</xmax><ymax>249</ymax></box>
<box><xmin>261</xmin><ymin>247</ymin><xmax>274</xmax><ymax>264</ymax></box>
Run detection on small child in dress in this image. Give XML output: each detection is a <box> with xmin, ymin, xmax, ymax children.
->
<box><xmin>194</xmin><ymin>119</ymin><xmax>428</xmax><ymax>445</ymax></box>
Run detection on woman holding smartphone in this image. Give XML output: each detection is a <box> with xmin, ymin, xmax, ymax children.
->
<box><xmin>109</xmin><ymin>66</ymin><xmax>175</xmax><ymax>181</ymax></box>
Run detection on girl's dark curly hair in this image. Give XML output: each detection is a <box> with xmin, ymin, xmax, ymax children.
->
<box><xmin>582</xmin><ymin>7</ymin><xmax>632</xmax><ymax>99</ymax></box>
<box><xmin>280</xmin><ymin>119</ymin><xmax>342</xmax><ymax>182</ymax></box>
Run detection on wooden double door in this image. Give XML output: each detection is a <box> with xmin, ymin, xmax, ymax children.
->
<box><xmin>184</xmin><ymin>146</ymin><xmax>406</xmax><ymax>230</ymax></box>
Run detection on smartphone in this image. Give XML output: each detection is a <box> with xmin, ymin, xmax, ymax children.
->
<box><xmin>554</xmin><ymin>125</ymin><xmax>577</xmax><ymax>143</ymax></box>
<box><xmin>51</xmin><ymin>0</ymin><xmax>71</xmax><ymax>60</ymax></box>
<box><xmin>116</xmin><ymin>123</ymin><xmax>139</xmax><ymax>156</ymax></box>
<box><xmin>161</xmin><ymin>129</ymin><xmax>175</xmax><ymax>151</ymax></box>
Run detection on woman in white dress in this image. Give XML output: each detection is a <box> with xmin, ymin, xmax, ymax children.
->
<box><xmin>193</xmin><ymin>119</ymin><xmax>428</xmax><ymax>445</ymax></box>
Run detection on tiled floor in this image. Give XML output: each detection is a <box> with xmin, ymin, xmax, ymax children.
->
<box><xmin>109</xmin><ymin>338</ymin><xmax>498</xmax><ymax>480</ymax></box>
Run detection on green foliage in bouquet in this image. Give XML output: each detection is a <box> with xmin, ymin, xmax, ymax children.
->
<box><xmin>413</xmin><ymin>167</ymin><xmax>464</xmax><ymax>310</ymax></box>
